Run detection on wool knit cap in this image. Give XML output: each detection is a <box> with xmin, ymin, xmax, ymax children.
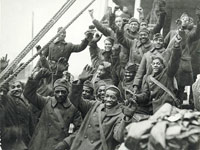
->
<box><xmin>139</xmin><ymin>27</ymin><xmax>150</xmax><ymax>34</ymax></box>
<box><xmin>104</xmin><ymin>36</ymin><xmax>115</xmax><ymax>45</ymax></box>
<box><xmin>106</xmin><ymin>85</ymin><xmax>122</xmax><ymax>101</ymax></box>
<box><xmin>125</xmin><ymin>63</ymin><xmax>136</xmax><ymax>72</ymax></box>
<box><xmin>83</xmin><ymin>80</ymin><xmax>93</xmax><ymax>90</ymax></box>
<box><xmin>53</xmin><ymin>78</ymin><xmax>70</xmax><ymax>91</ymax></box>
<box><xmin>128</xmin><ymin>17</ymin><xmax>139</xmax><ymax>24</ymax></box>
<box><xmin>153</xmin><ymin>33</ymin><xmax>163</xmax><ymax>40</ymax></box>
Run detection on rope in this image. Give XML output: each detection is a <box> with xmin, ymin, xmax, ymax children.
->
<box><xmin>0</xmin><ymin>0</ymin><xmax>97</xmax><ymax>88</ymax></box>
<box><xmin>0</xmin><ymin>0</ymin><xmax>76</xmax><ymax>81</ymax></box>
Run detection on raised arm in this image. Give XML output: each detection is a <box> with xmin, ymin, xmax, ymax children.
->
<box><xmin>89</xmin><ymin>9</ymin><xmax>113</xmax><ymax>37</ymax></box>
<box><xmin>69</xmin><ymin>65</ymin><xmax>95</xmax><ymax>115</ymax></box>
<box><xmin>167</xmin><ymin>33</ymin><xmax>182</xmax><ymax>77</ymax></box>
<box><xmin>152</xmin><ymin>10</ymin><xmax>166</xmax><ymax>35</ymax></box>
<box><xmin>23</xmin><ymin>68</ymin><xmax>51</xmax><ymax>110</ymax></box>
<box><xmin>116</xmin><ymin>28</ymin><xmax>132</xmax><ymax>50</ymax></box>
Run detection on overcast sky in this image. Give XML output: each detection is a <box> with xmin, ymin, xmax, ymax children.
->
<box><xmin>0</xmin><ymin>0</ymin><xmax>115</xmax><ymax>77</ymax></box>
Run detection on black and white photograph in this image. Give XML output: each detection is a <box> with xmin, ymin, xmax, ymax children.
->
<box><xmin>1</xmin><ymin>0</ymin><xmax>200</xmax><ymax>149</ymax></box>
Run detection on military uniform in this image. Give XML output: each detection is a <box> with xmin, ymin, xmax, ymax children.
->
<box><xmin>23</xmin><ymin>78</ymin><xmax>82</xmax><ymax>150</ymax></box>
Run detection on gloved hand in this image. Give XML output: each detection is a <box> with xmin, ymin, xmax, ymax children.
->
<box><xmin>122</xmin><ymin>101</ymin><xmax>137</xmax><ymax>118</ymax></box>
<box><xmin>32</xmin><ymin>68</ymin><xmax>51</xmax><ymax>80</ymax></box>
<box><xmin>54</xmin><ymin>141</ymin><xmax>70</xmax><ymax>150</ymax></box>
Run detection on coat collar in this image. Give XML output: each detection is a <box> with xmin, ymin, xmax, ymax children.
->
<box><xmin>104</xmin><ymin>103</ymin><xmax>122</xmax><ymax>117</ymax></box>
<box><xmin>136</xmin><ymin>39</ymin><xmax>152</xmax><ymax>48</ymax></box>
<box><xmin>51</xmin><ymin>97</ymin><xmax>71</xmax><ymax>108</ymax></box>
<box><xmin>54</xmin><ymin>39</ymin><xmax>66</xmax><ymax>44</ymax></box>
<box><xmin>150</xmin><ymin>47</ymin><xmax>165</xmax><ymax>53</ymax></box>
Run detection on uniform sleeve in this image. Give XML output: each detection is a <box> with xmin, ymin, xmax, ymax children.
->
<box><xmin>164</xmin><ymin>31</ymin><xmax>171</xmax><ymax>48</ymax></box>
<box><xmin>167</xmin><ymin>46</ymin><xmax>181</xmax><ymax>77</ymax></box>
<box><xmin>69</xmin><ymin>81</ymin><xmax>95</xmax><ymax>115</ymax></box>
<box><xmin>135</xmin><ymin>79</ymin><xmax>151</xmax><ymax>104</ymax></box>
<box><xmin>113</xmin><ymin>115</ymin><xmax>132</xmax><ymax>142</ymax></box>
<box><xmin>116</xmin><ymin>28</ymin><xmax>133</xmax><ymax>50</ymax></box>
<box><xmin>152</xmin><ymin>11</ymin><xmax>166</xmax><ymax>35</ymax></box>
<box><xmin>133</xmin><ymin>54</ymin><xmax>147</xmax><ymax>88</ymax></box>
<box><xmin>23</xmin><ymin>78</ymin><xmax>48</xmax><ymax>110</ymax></box>
<box><xmin>70</xmin><ymin>38</ymin><xmax>89</xmax><ymax>53</ymax></box>
<box><xmin>89</xmin><ymin>41</ymin><xmax>101</xmax><ymax>69</ymax></box>
<box><xmin>93</xmin><ymin>19</ymin><xmax>113</xmax><ymax>37</ymax></box>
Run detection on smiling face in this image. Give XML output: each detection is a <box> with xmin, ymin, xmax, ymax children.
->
<box><xmin>9</xmin><ymin>81</ymin><xmax>23</xmax><ymax>97</ymax></box>
<box><xmin>104</xmin><ymin>89</ymin><xmax>118</xmax><ymax>108</ymax></box>
<box><xmin>104</xmin><ymin>40</ymin><xmax>113</xmax><ymax>52</ymax></box>
<box><xmin>129</xmin><ymin>22</ymin><xmax>139</xmax><ymax>33</ymax></box>
<box><xmin>139</xmin><ymin>31</ymin><xmax>149</xmax><ymax>44</ymax></box>
<box><xmin>97</xmin><ymin>85</ymin><xmax>106</xmax><ymax>101</ymax></box>
<box><xmin>151</xmin><ymin>58</ymin><xmax>164</xmax><ymax>75</ymax></box>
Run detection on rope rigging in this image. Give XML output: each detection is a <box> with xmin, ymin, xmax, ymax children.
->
<box><xmin>0</xmin><ymin>0</ymin><xmax>76</xmax><ymax>81</ymax></box>
<box><xmin>0</xmin><ymin>0</ymin><xmax>97</xmax><ymax>88</ymax></box>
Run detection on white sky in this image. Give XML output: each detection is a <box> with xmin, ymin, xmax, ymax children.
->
<box><xmin>0</xmin><ymin>0</ymin><xmax>115</xmax><ymax>77</ymax></box>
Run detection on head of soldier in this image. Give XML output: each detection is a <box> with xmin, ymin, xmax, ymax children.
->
<box><xmin>140</xmin><ymin>21</ymin><xmax>148</xmax><ymax>29</ymax></box>
<box><xmin>57</xmin><ymin>27</ymin><xmax>66</xmax><ymax>41</ymax></box>
<box><xmin>128</xmin><ymin>17</ymin><xmax>140</xmax><ymax>33</ymax></box>
<box><xmin>96</xmin><ymin>62</ymin><xmax>111</xmax><ymax>79</ymax></box>
<box><xmin>151</xmin><ymin>56</ymin><xmax>165</xmax><ymax>75</ymax></box>
<box><xmin>9</xmin><ymin>80</ymin><xmax>24</xmax><ymax>98</ymax></box>
<box><xmin>115</xmin><ymin>16</ymin><xmax>123</xmax><ymax>29</ymax></box>
<box><xmin>104</xmin><ymin>37</ymin><xmax>114</xmax><ymax>52</ymax></box>
<box><xmin>53</xmin><ymin>79</ymin><xmax>69</xmax><ymax>103</ymax></box>
<box><xmin>82</xmin><ymin>80</ymin><xmax>94</xmax><ymax>100</ymax></box>
<box><xmin>139</xmin><ymin>28</ymin><xmax>150</xmax><ymax>44</ymax></box>
<box><xmin>124</xmin><ymin>63</ymin><xmax>136</xmax><ymax>82</ymax></box>
<box><xmin>153</xmin><ymin>33</ymin><xmax>164</xmax><ymax>50</ymax></box>
<box><xmin>104</xmin><ymin>85</ymin><xmax>121</xmax><ymax>109</ymax></box>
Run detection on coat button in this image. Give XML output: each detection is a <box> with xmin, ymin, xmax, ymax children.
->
<box><xmin>84</xmin><ymin>135</ymin><xmax>87</xmax><ymax>138</ymax></box>
<box><xmin>90</xmin><ymin>140</ymin><xmax>94</xmax><ymax>144</ymax></box>
<box><xmin>88</xmin><ymin>124</ymin><xmax>91</xmax><ymax>128</ymax></box>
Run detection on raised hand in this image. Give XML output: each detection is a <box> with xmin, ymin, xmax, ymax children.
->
<box><xmin>32</xmin><ymin>68</ymin><xmax>51</xmax><ymax>80</ymax></box>
<box><xmin>0</xmin><ymin>54</ymin><xmax>9</xmax><ymax>72</ymax></box>
<box><xmin>56</xmin><ymin>57</ymin><xmax>69</xmax><ymax>73</ymax></box>
<box><xmin>78</xmin><ymin>65</ymin><xmax>94</xmax><ymax>82</ymax></box>
<box><xmin>137</xmin><ymin>7</ymin><xmax>143</xmax><ymax>14</ymax></box>
<box><xmin>92</xmin><ymin>32</ymin><xmax>102</xmax><ymax>43</ymax></box>
<box><xmin>88</xmin><ymin>9</ymin><xmax>94</xmax><ymax>19</ymax></box>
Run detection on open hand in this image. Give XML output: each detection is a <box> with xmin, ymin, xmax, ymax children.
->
<box><xmin>56</xmin><ymin>57</ymin><xmax>69</xmax><ymax>73</ymax></box>
<box><xmin>78</xmin><ymin>65</ymin><xmax>94</xmax><ymax>82</ymax></box>
<box><xmin>32</xmin><ymin>68</ymin><xmax>51</xmax><ymax>80</ymax></box>
<box><xmin>0</xmin><ymin>54</ymin><xmax>9</xmax><ymax>71</ymax></box>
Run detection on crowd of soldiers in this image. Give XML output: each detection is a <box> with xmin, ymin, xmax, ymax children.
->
<box><xmin>1</xmin><ymin>1</ymin><xmax>200</xmax><ymax>150</ymax></box>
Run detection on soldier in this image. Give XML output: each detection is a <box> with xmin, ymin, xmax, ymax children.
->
<box><xmin>55</xmin><ymin>65</ymin><xmax>135</xmax><ymax>150</ymax></box>
<box><xmin>23</xmin><ymin>68</ymin><xmax>82</xmax><ymax>150</ymax></box>
<box><xmin>133</xmin><ymin>35</ymin><xmax>182</xmax><ymax>113</ymax></box>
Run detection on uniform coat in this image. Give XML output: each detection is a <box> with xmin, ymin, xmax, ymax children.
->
<box><xmin>117</xmin><ymin>28</ymin><xmax>153</xmax><ymax>66</ymax></box>
<box><xmin>43</xmin><ymin>38</ymin><xmax>89</xmax><ymax>62</ymax></box>
<box><xmin>66</xmin><ymin>82</ymin><xmax>130</xmax><ymax>150</ymax></box>
<box><xmin>0</xmin><ymin>95</ymin><xmax>28</xmax><ymax>150</ymax></box>
<box><xmin>133</xmin><ymin>48</ymin><xmax>166</xmax><ymax>89</ymax></box>
<box><xmin>23</xmin><ymin>78</ymin><xmax>82</xmax><ymax>150</ymax></box>
<box><xmin>135</xmin><ymin>45</ymin><xmax>181</xmax><ymax>113</ymax></box>
<box><xmin>164</xmin><ymin>20</ymin><xmax>200</xmax><ymax>86</ymax></box>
